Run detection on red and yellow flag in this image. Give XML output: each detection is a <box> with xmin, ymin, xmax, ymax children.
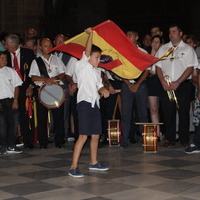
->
<box><xmin>50</xmin><ymin>20</ymin><xmax>159</xmax><ymax>79</ymax></box>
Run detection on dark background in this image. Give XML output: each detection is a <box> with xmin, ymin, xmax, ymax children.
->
<box><xmin>0</xmin><ymin>0</ymin><xmax>199</xmax><ymax>43</ymax></box>
<box><xmin>43</xmin><ymin>0</ymin><xmax>199</xmax><ymax>43</ymax></box>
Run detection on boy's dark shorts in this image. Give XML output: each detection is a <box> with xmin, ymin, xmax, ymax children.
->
<box><xmin>77</xmin><ymin>101</ymin><xmax>102</xmax><ymax>135</ymax></box>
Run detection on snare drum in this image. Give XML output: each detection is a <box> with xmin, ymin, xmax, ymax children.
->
<box><xmin>38</xmin><ymin>83</ymin><xmax>65</xmax><ymax>109</ymax></box>
<box><xmin>142</xmin><ymin>125</ymin><xmax>157</xmax><ymax>153</ymax></box>
<box><xmin>107</xmin><ymin>120</ymin><xmax>121</xmax><ymax>146</ymax></box>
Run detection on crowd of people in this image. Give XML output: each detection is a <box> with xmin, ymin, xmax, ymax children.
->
<box><xmin>1</xmin><ymin>24</ymin><xmax>200</xmax><ymax>177</ymax></box>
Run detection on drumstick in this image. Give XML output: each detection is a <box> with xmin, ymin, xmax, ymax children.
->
<box><xmin>42</xmin><ymin>87</ymin><xmax>61</xmax><ymax>103</ymax></box>
<box><xmin>135</xmin><ymin>122</ymin><xmax>163</xmax><ymax>125</ymax></box>
<box><xmin>34</xmin><ymin>80</ymin><xmax>60</xmax><ymax>83</ymax></box>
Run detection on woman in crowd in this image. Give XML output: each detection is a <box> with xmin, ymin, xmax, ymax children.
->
<box><xmin>146</xmin><ymin>35</ymin><xmax>164</xmax><ymax>140</ymax></box>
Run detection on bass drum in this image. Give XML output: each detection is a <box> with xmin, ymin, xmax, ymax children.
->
<box><xmin>38</xmin><ymin>83</ymin><xmax>65</xmax><ymax>109</ymax></box>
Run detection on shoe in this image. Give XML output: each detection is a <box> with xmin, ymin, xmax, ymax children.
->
<box><xmin>16</xmin><ymin>140</ymin><xmax>24</xmax><ymax>147</ymax></box>
<box><xmin>89</xmin><ymin>163</ymin><xmax>109</xmax><ymax>171</ymax></box>
<box><xmin>1</xmin><ymin>147</ymin><xmax>7</xmax><ymax>155</ymax></box>
<box><xmin>55</xmin><ymin>144</ymin><xmax>65</xmax><ymax>148</ymax></box>
<box><xmin>119</xmin><ymin>143</ymin><xmax>128</xmax><ymax>149</ymax></box>
<box><xmin>48</xmin><ymin>137</ymin><xmax>54</xmax><ymax>143</ymax></box>
<box><xmin>162</xmin><ymin>141</ymin><xmax>174</xmax><ymax>147</ymax></box>
<box><xmin>101</xmin><ymin>139</ymin><xmax>108</xmax><ymax>145</ymax></box>
<box><xmin>68</xmin><ymin>168</ymin><xmax>84</xmax><ymax>178</ymax></box>
<box><xmin>184</xmin><ymin>144</ymin><xmax>200</xmax><ymax>154</ymax></box>
<box><xmin>99</xmin><ymin>134</ymin><xmax>106</xmax><ymax>143</ymax></box>
<box><xmin>67</xmin><ymin>137</ymin><xmax>75</xmax><ymax>142</ymax></box>
<box><xmin>7</xmin><ymin>147</ymin><xmax>22</xmax><ymax>154</ymax></box>
<box><xmin>162</xmin><ymin>141</ymin><xmax>175</xmax><ymax>148</ymax></box>
<box><xmin>98</xmin><ymin>142</ymin><xmax>105</xmax><ymax>148</ymax></box>
<box><xmin>175</xmin><ymin>133</ymin><xmax>179</xmax><ymax>141</ymax></box>
<box><xmin>181</xmin><ymin>143</ymin><xmax>189</xmax><ymax>148</ymax></box>
<box><xmin>15</xmin><ymin>136</ymin><xmax>24</xmax><ymax>147</ymax></box>
<box><xmin>26</xmin><ymin>144</ymin><xmax>37</xmax><ymax>149</ymax></box>
<box><xmin>130</xmin><ymin>138</ymin><xmax>137</xmax><ymax>144</ymax></box>
<box><xmin>39</xmin><ymin>145</ymin><xmax>47</xmax><ymax>149</ymax></box>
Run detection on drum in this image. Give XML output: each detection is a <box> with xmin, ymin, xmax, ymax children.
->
<box><xmin>142</xmin><ymin>125</ymin><xmax>157</xmax><ymax>153</ymax></box>
<box><xmin>38</xmin><ymin>83</ymin><xmax>65</xmax><ymax>109</ymax></box>
<box><xmin>107</xmin><ymin>120</ymin><xmax>121</xmax><ymax>146</ymax></box>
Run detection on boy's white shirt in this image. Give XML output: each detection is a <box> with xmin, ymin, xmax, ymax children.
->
<box><xmin>0</xmin><ymin>66</ymin><xmax>23</xmax><ymax>99</ymax></box>
<box><xmin>74</xmin><ymin>51</ymin><xmax>103</xmax><ymax>107</ymax></box>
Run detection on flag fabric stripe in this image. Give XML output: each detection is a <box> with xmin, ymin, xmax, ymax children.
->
<box><xmin>50</xmin><ymin>20</ymin><xmax>159</xmax><ymax>79</ymax></box>
<box><xmin>92</xmin><ymin>31</ymin><xmax>143</xmax><ymax>78</ymax></box>
<box><xmin>58</xmin><ymin>43</ymin><xmax>85</xmax><ymax>59</ymax></box>
<box><xmin>92</xmin><ymin>21</ymin><xmax>158</xmax><ymax>71</ymax></box>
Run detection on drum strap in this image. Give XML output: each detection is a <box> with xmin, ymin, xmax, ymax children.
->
<box><xmin>61</xmin><ymin>53</ymin><xmax>71</xmax><ymax>66</ymax></box>
<box><xmin>36</xmin><ymin>57</ymin><xmax>49</xmax><ymax>78</ymax></box>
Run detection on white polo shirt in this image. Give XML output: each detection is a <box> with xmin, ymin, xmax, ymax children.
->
<box><xmin>75</xmin><ymin>52</ymin><xmax>103</xmax><ymax>108</ymax></box>
<box><xmin>65</xmin><ymin>56</ymin><xmax>78</xmax><ymax>80</ymax></box>
<box><xmin>155</xmin><ymin>40</ymin><xmax>199</xmax><ymax>81</ymax></box>
<box><xmin>0</xmin><ymin>66</ymin><xmax>23</xmax><ymax>99</ymax></box>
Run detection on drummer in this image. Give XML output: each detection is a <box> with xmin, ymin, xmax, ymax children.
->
<box><xmin>29</xmin><ymin>38</ymin><xmax>66</xmax><ymax>149</ymax></box>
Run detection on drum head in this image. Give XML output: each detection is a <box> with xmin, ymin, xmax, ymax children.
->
<box><xmin>39</xmin><ymin>84</ymin><xmax>65</xmax><ymax>109</ymax></box>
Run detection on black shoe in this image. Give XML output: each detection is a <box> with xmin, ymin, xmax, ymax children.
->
<box><xmin>48</xmin><ymin>137</ymin><xmax>54</xmax><ymax>143</ymax></box>
<box><xmin>101</xmin><ymin>138</ymin><xmax>108</xmax><ymax>145</ymax></box>
<box><xmin>162</xmin><ymin>141</ymin><xmax>175</xmax><ymax>148</ymax></box>
<box><xmin>0</xmin><ymin>147</ymin><xmax>7</xmax><ymax>155</ymax></box>
<box><xmin>39</xmin><ymin>145</ymin><xmax>47</xmax><ymax>149</ymax></box>
<box><xmin>181</xmin><ymin>143</ymin><xmax>189</xmax><ymax>148</ymax></box>
<box><xmin>130</xmin><ymin>138</ymin><xmax>137</xmax><ymax>144</ymax></box>
<box><xmin>55</xmin><ymin>144</ymin><xmax>65</xmax><ymax>148</ymax></box>
<box><xmin>119</xmin><ymin>143</ymin><xmax>128</xmax><ymax>149</ymax></box>
<box><xmin>16</xmin><ymin>136</ymin><xmax>24</xmax><ymax>148</ymax></box>
<box><xmin>26</xmin><ymin>144</ymin><xmax>37</xmax><ymax>149</ymax></box>
<box><xmin>98</xmin><ymin>142</ymin><xmax>105</xmax><ymax>148</ymax></box>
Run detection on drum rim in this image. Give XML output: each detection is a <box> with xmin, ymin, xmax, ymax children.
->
<box><xmin>38</xmin><ymin>83</ymin><xmax>66</xmax><ymax>109</ymax></box>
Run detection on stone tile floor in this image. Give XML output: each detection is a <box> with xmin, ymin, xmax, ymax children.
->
<box><xmin>0</xmin><ymin>138</ymin><xmax>200</xmax><ymax>200</ymax></box>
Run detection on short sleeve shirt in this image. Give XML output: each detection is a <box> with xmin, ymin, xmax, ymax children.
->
<box><xmin>155</xmin><ymin>40</ymin><xmax>199</xmax><ymax>81</ymax></box>
<box><xmin>0</xmin><ymin>66</ymin><xmax>23</xmax><ymax>99</ymax></box>
<box><xmin>75</xmin><ymin>52</ymin><xmax>103</xmax><ymax>107</ymax></box>
<box><xmin>65</xmin><ymin>56</ymin><xmax>78</xmax><ymax>82</ymax></box>
<box><xmin>29</xmin><ymin>54</ymin><xmax>65</xmax><ymax>86</ymax></box>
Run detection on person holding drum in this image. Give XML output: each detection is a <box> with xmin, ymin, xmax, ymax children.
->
<box><xmin>29</xmin><ymin>38</ymin><xmax>66</xmax><ymax>149</ymax></box>
<box><xmin>68</xmin><ymin>27</ymin><xmax>109</xmax><ymax>178</ymax></box>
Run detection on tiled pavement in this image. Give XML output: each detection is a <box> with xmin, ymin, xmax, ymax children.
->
<box><xmin>1</xmin><ymin>138</ymin><xmax>200</xmax><ymax>200</ymax></box>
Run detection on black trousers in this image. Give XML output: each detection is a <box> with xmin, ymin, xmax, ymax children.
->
<box><xmin>160</xmin><ymin>80</ymin><xmax>192</xmax><ymax>144</ymax></box>
<box><xmin>36</xmin><ymin>97</ymin><xmax>65</xmax><ymax>147</ymax></box>
<box><xmin>18</xmin><ymin>86</ymin><xmax>35</xmax><ymax>146</ymax></box>
<box><xmin>0</xmin><ymin>98</ymin><xmax>18</xmax><ymax>148</ymax></box>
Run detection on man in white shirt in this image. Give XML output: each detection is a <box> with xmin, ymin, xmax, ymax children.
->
<box><xmin>29</xmin><ymin>38</ymin><xmax>66</xmax><ymax>149</ymax></box>
<box><xmin>4</xmin><ymin>34</ymin><xmax>35</xmax><ymax>149</ymax></box>
<box><xmin>156</xmin><ymin>24</ymin><xmax>199</xmax><ymax>147</ymax></box>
